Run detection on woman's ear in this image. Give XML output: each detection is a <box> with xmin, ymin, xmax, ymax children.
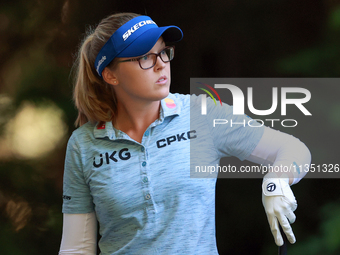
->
<box><xmin>102</xmin><ymin>67</ymin><xmax>119</xmax><ymax>86</ymax></box>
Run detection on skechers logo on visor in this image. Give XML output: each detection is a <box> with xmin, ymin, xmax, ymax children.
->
<box><xmin>122</xmin><ymin>20</ymin><xmax>156</xmax><ymax>41</ymax></box>
<box><xmin>96</xmin><ymin>56</ymin><xmax>106</xmax><ymax>73</ymax></box>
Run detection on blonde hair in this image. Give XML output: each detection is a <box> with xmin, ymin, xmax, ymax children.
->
<box><xmin>73</xmin><ymin>13</ymin><xmax>140</xmax><ymax>127</ymax></box>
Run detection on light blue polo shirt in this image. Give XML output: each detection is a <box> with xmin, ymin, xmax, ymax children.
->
<box><xmin>62</xmin><ymin>93</ymin><xmax>264</xmax><ymax>255</ymax></box>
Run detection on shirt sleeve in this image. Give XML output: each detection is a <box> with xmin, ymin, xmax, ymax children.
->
<box><xmin>59</xmin><ymin>212</ymin><xmax>97</xmax><ymax>255</ymax></box>
<box><xmin>191</xmin><ymin>94</ymin><xmax>265</xmax><ymax>161</ymax></box>
<box><xmin>62</xmin><ymin>134</ymin><xmax>94</xmax><ymax>214</ymax></box>
<box><xmin>247</xmin><ymin>126</ymin><xmax>311</xmax><ymax>185</ymax></box>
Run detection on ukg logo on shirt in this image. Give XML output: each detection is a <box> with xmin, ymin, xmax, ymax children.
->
<box><xmin>93</xmin><ymin>148</ymin><xmax>131</xmax><ymax>168</ymax></box>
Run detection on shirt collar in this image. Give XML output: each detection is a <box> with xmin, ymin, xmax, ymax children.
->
<box><xmin>93</xmin><ymin>121</ymin><xmax>126</xmax><ymax>140</ymax></box>
<box><xmin>160</xmin><ymin>93</ymin><xmax>181</xmax><ymax>119</ymax></box>
<box><xmin>94</xmin><ymin>93</ymin><xmax>181</xmax><ymax>140</ymax></box>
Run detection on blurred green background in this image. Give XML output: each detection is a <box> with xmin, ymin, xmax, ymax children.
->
<box><xmin>0</xmin><ymin>0</ymin><xmax>340</xmax><ymax>254</ymax></box>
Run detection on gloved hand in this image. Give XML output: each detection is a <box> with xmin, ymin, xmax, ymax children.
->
<box><xmin>262</xmin><ymin>176</ymin><xmax>297</xmax><ymax>246</ymax></box>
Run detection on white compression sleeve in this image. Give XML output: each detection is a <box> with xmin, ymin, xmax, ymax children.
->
<box><xmin>59</xmin><ymin>212</ymin><xmax>97</xmax><ymax>255</ymax></box>
<box><xmin>246</xmin><ymin>127</ymin><xmax>311</xmax><ymax>185</ymax></box>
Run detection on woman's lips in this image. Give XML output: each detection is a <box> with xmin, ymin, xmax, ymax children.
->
<box><xmin>156</xmin><ymin>76</ymin><xmax>167</xmax><ymax>84</ymax></box>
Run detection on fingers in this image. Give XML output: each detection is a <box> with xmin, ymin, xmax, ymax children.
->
<box><xmin>268</xmin><ymin>211</ymin><xmax>296</xmax><ymax>246</ymax></box>
<box><xmin>283</xmin><ymin>195</ymin><xmax>298</xmax><ymax>212</ymax></box>
<box><xmin>285</xmin><ymin>209</ymin><xmax>296</xmax><ymax>224</ymax></box>
<box><xmin>277</xmin><ymin>215</ymin><xmax>296</xmax><ymax>244</ymax></box>
<box><xmin>269</xmin><ymin>216</ymin><xmax>284</xmax><ymax>246</ymax></box>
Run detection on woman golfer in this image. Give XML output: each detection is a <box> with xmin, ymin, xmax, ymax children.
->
<box><xmin>59</xmin><ymin>12</ymin><xmax>311</xmax><ymax>255</ymax></box>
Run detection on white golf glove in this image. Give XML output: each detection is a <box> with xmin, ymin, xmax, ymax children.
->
<box><xmin>262</xmin><ymin>176</ymin><xmax>297</xmax><ymax>246</ymax></box>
